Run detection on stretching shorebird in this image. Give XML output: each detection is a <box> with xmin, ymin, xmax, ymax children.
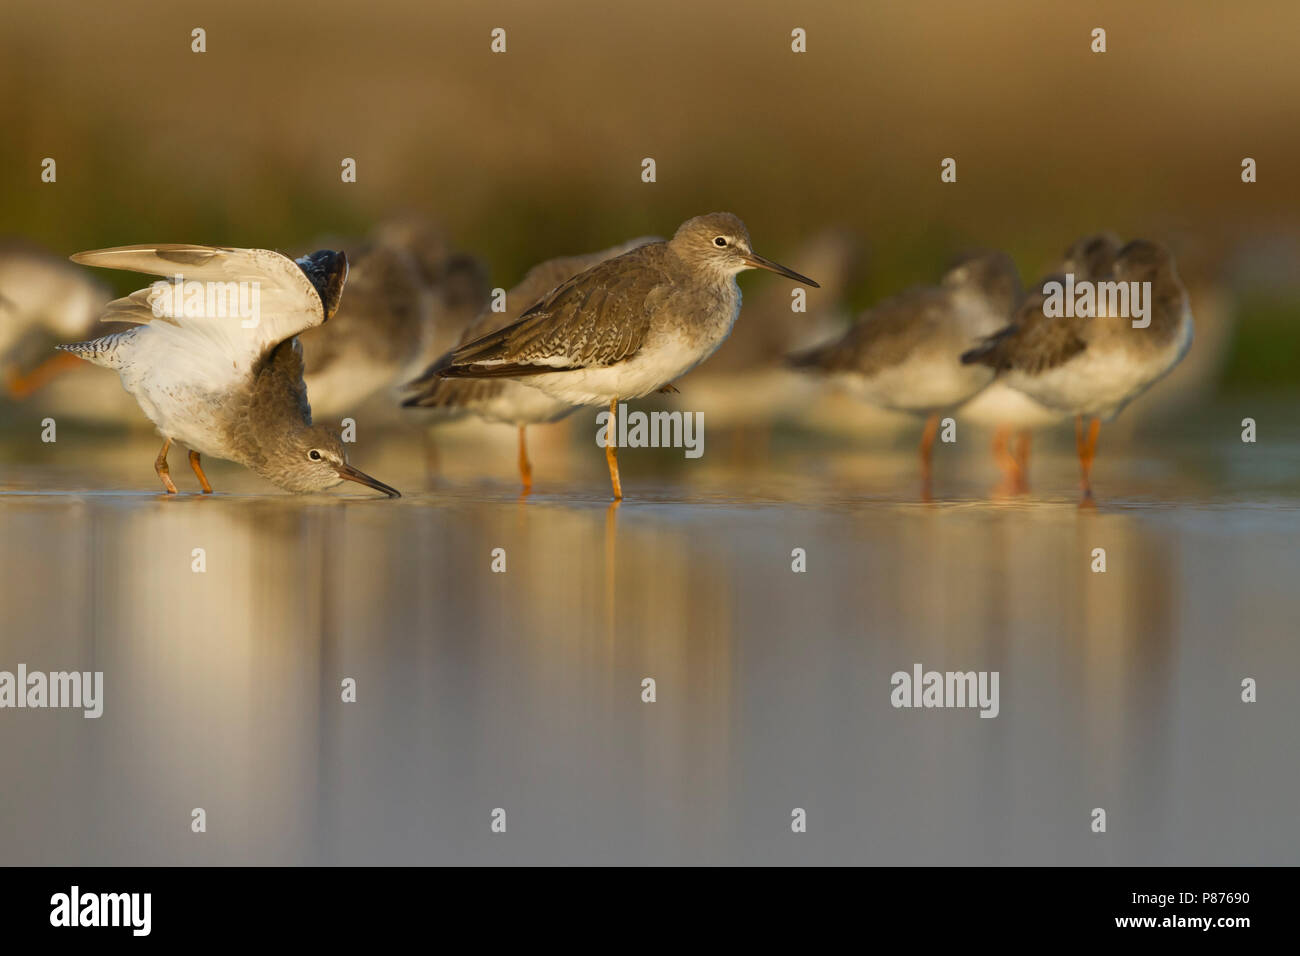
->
<box><xmin>0</xmin><ymin>242</ymin><xmax>110</xmax><ymax>399</ymax></box>
<box><xmin>403</xmin><ymin>236</ymin><xmax>660</xmax><ymax>492</ymax></box>
<box><xmin>959</xmin><ymin>233</ymin><xmax>1121</xmax><ymax>493</ymax></box>
<box><xmin>961</xmin><ymin>239</ymin><xmax>1194</xmax><ymax>501</ymax></box>
<box><xmin>787</xmin><ymin>251</ymin><xmax>1021</xmax><ymax>488</ymax></box>
<box><xmin>419</xmin><ymin>213</ymin><xmax>818</xmax><ymax>499</ymax></box>
<box><xmin>59</xmin><ymin>244</ymin><xmax>400</xmax><ymax>497</ymax></box>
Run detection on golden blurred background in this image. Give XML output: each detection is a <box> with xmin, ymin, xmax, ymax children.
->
<box><xmin>1</xmin><ymin>0</ymin><xmax>1297</xmax><ymax>392</ymax></box>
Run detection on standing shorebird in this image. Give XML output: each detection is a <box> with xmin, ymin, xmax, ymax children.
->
<box><xmin>59</xmin><ymin>244</ymin><xmax>400</xmax><ymax>497</ymax></box>
<box><xmin>959</xmin><ymin>233</ymin><xmax>1121</xmax><ymax>493</ymax></box>
<box><xmin>403</xmin><ymin>236</ymin><xmax>660</xmax><ymax>492</ymax></box>
<box><xmin>961</xmin><ymin>239</ymin><xmax>1194</xmax><ymax>502</ymax></box>
<box><xmin>787</xmin><ymin>251</ymin><xmax>1021</xmax><ymax>489</ymax></box>
<box><xmin>0</xmin><ymin>242</ymin><xmax>110</xmax><ymax>398</ymax></box>
<box><xmin>419</xmin><ymin>213</ymin><xmax>818</xmax><ymax>499</ymax></box>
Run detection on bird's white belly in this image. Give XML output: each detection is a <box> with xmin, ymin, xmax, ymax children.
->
<box><xmin>523</xmin><ymin>329</ymin><xmax>726</xmax><ymax>406</ymax></box>
<box><xmin>837</xmin><ymin>357</ymin><xmax>993</xmax><ymax>415</ymax></box>
<box><xmin>1004</xmin><ymin>314</ymin><xmax>1193</xmax><ymax>421</ymax></box>
<box><xmin>116</xmin><ymin>333</ymin><xmax>242</xmax><ymax>458</ymax></box>
<box><xmin>125</xmin><ymin>375</ymin><xmax>231</xmax><ymax>457</ymax></box>
<box><xmin>959</xmin><ymin>380</ymin><xmax>1063</xmax><ymax>428</ymax></box>
<box><xmin>474</xmin><ymin>381</ymin><xmax>577</xmax><ymax>425</ymax></box>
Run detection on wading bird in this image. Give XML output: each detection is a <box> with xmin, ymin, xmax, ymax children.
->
<box><xmin>418</xmin><ymin>214</ymin><xmax>818</xmax><ymax>499</ymax></box>
<box><xmin>961</xmin><ymin>239</ymin><xmax>1193</xmax><ymax>502</ymax></box>
<box><xmin>60</xmin><ymin>244</ymin><xmax>400</xmax><ymax>497</ymax></box>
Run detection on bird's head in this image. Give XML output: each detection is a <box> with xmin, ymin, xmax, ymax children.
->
<box><xmin>942</xmin><ymin>250</ymin><xmax>1022</xmax><ymax>317</ymax></box>
<box><xmin>671</xmin><ymin>213</ymin><xmax>820</xmax><ymax>287</ymax></box>
<box><xmin>1115</xmin><ymin>239</ymin><xmax>1175</xmax><ymax>283</ymax></box>
<box><xmin>276</xmin><ymin>424</ymin><xmax>401</xmax><ymax>497</ymax></box>
<box><xmin>1115</xmin><ymin>239</ymin><xmax>1188</xmax><ymax>315</ymax></box>
<box><xmin>1062</xmin><ymin>232</ymin><xmax>1122</xmax><ymax>281</ymax></box>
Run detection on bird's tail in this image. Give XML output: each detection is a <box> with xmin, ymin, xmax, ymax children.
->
<box><xmin>402</xmin><ymin>375</ymin><xmax>456</xmax><ymax>409</ymax></box>
<box><xmin>57</xmin><ymin>329</ymin><xmax>138</xmax><ymax>370</ymax></box>
<box><xmin>784</xmin><ymin>342</ymin><xmax>836</xmax><ymax>372</ymax></box>
<box><xmin>400</xmin><ymin>347</ymin><xmax>455</xmax><ymax>401</ymax></box>
<box><xmin>959</xmin><ymin>327</ymin><xmax>1013</xmax><ymax>368</ymax></box>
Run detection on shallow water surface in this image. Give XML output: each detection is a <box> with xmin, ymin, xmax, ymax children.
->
<box><xmin>1</xmin><ymin>420</ymin><xmax>1298</xmax><ymax>865</ymax></box>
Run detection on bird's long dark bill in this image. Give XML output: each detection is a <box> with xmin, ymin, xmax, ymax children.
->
<box><xmin>742</xmin><ymin>253</ymin><xmax>820</xmax><ymax>288</ymax></box>
<box><xmin>336</xmin><ymin>463</ymin><xmax>401</xmax><ymax>498</ymax></box>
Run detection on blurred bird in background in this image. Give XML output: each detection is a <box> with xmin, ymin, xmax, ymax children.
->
<box><xmin>299</xmin><ymin>218</ymin><xmax>490</xmax><ymax>421</ymax></box>
<box><xmin>0</xmin><ymin>241</ymin><xmax>110</xmax><ymax>399</ymax></box>
<box><xmin>788</xmin><ymin>250</ymin><xmax>1021</xmax><ymax>495</ymax></box>
<box><xmin>958</xmin><ymin>233</ymin><xmax>1119</xmax><ymax>494</ymax></box>
<box><xmin>962</xmin><ymin>239</ymin><xmax>1194</xmax><ymax>503</ymax></box>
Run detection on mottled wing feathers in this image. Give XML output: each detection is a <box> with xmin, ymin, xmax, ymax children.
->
<box><xmin>229</xmin><ymin>339</ymin><xmax>315</xmax><ymax>472</ymax></box>
<box><xmin>403</xmin><ymin>239</ymin><xmax>659</xmax><ymax>409</ymax></box>
<box><xmin>788</xmin><ymin>288</ymin><xmax>951</xmax><ymax>377</ymax></box>
<box><xmin>257</xmin><ymin>337</ymin><xmax>314</xmax><ymax>427</ymax></box>
<box><xmin>961</xmin><ymin>278</ymin><xmax>1088</xmax><ymax>374</ymax></box>
<box><xmin>458</xmin><ymin>238</ymin><xmax>662</xmax><ymax>348</ymax></box>
<box><xmin>440</xmin><ymin>247</ymin><xmax>671</xmax><ymax>378</ymax></box>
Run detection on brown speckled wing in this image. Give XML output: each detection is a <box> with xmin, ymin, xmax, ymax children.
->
<box><xmin>446</xmin><ymin>249</ymin><xmax>672</xmax><ymax>375</ymax></box>
<box><xmin>789</xmin><ymin>288</ymin><xmax>950</xmax><ymax>377</ymax></box>
<box><xmin>253</xmin><ymin>338</ymin><xmax>313</xmax><ymax>428</ymax></box>
<box><xmin>226</xmin><ymin>338</ymin><xmax>312</xmax><ymax>473</ymax></box>
<box><xmin>962</xmin><ymin>279</ymin><xmax>1087</xmax><ymax>374</ymax></box>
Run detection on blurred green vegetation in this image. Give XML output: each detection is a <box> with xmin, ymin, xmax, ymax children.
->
<box><xmin>1220</xmin><ymin>294</ymin><xmax>1300</xmax><ymax>389</ymax></box>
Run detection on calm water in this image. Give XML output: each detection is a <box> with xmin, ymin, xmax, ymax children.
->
<box><xmin>1</xmin><ymin>409</ymin><xmax>1298</xmax><ymax>865</ymax></box>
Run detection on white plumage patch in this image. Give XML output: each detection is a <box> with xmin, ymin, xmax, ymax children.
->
<box><xmin>959</xmin><ymin>381</ymin><xmax>1063</xmax><ymax>429</ymax></box>
<box><xmin>1003</xmin><ymin>310</ymin><xmax>1194</xmax><ymax>421</ymax></box>
<box><xmin>64</xmin><ymin>244</ymin><xmax>336</xmax><ymax>453</ymax></box>
<box><xmin>69</xmin><ymin>244</ymin><xmax>330</xmax><ymax>390</ymax></box>
<box><xmin>519</xmin><ymin>328</ymin><xmax>729</xmax><ymax>406</ymax></box>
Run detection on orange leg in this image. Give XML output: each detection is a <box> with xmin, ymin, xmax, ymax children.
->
<box><xmin>155</xmin><ymin>438</ymin><xmax>178</xmax><ymax>494</ymax></box>
<box><xmin>605</xmin><ymin>398</ymin><xmax>623</xmax><ymax>500</ymax></box>
<box><xmin>991</xmin><ymin>424</ymin><xmax>1025</xmax><ymax>496</ymax></box>
<box><xmin>918</xmin><ymin>413</ymin><xmax>939</xmax><ymax>501</ymax></box>
<box><xmin>4</xmin><ymin>351</ymin><xmax>83</xmax><ymax>399</ymax></box>
<box><xmin>189</xmin><ymin>450</ymin><xmax>213</xmax><ymax>494</ymax></box>
<box><xmin>920</xmin><ymin>413</ymin><xmax>940</xmax><ymax>473</ymax></box>
<box><xmin>1076</xmin><ymin>416</ymin><xmax>1101</xmax><ymax>503</ymax></box>
<box><xmin>1012</xmin><ymin>429</ymin><xmax>1032</xmax><ymax>494</ymax></box>
<box><xmin>517</xmin><ymin>424</ymin><xmax>533</xmax><ymax>495</ymax></box>
<box><xmin>1014</xmin><ymin>430</ymin><xmax>1032</xmax><ymax>477</ymax></box>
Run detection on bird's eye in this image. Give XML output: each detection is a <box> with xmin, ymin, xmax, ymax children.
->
<box><xmin>308</xmin><ymin>449</ymin><xmax>322</xmax><ymax>461</ymax></box>
<box><xmin>714</xmin><ymin>236</ymin><xmax>727</xmax><ymax>247</ymax></box>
